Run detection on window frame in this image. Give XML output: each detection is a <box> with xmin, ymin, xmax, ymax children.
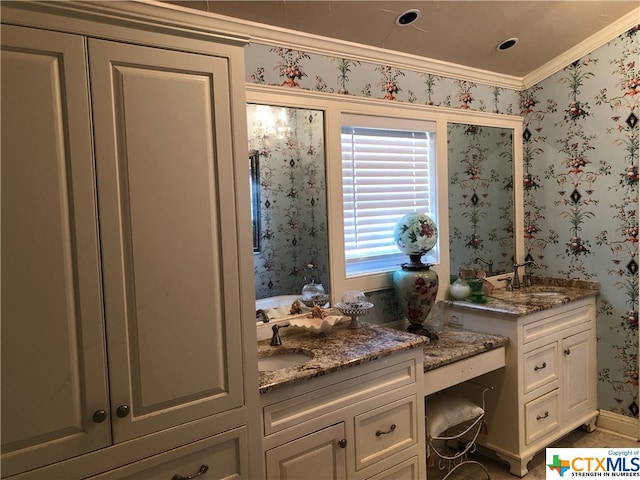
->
<box><xmin>340</xmin><ymin>114</ymin><xmax>439</xmax><ymax>278</ymax></box>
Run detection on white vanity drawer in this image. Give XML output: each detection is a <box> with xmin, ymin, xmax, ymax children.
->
<box><xmin>87</xmin><ymin>427</ymin><xmax>247</xmax><ymax>479</ymax></box>
<box><xmin>523</xmin><ymin>342</ymin><xmax>558</xmax><ymax>394</ymax></box>
<box><xmin>525</xmin><ymin>389</ymin><xmax>559</xmax><ymax>445</ymax></box>
<box><xmin>263</xmin><ymin>358</ymin><xmax>416</xmax><ymax>436</ymax></box>
<box><xmin>364</xmin><ymin>456</ymin><xmax>419</xmax><ymax>480</ymax></box>
<box><xmin>522</xmin><ymin>301</ymin><xmax>593</xmax><ymax>344</ymax></box>
<box><xmin>354</xmin><ymin>395</ymin><xmax>418</xmax><ymax>471</ymax></box>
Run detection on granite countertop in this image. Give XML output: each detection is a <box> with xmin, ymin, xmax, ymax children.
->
<box><xmin>422</xmin><ymin>327</ymin><xmax>509</xmax><ymax>371</ymax></box>
<box><xmin>258</xmin><ymin>321</ymin><xmax>429</xmax><ymax>394</ymax></box>
<box><xmin>258</xmin><ymin>277</ymin><xmax>596</xmax><ymax>393</ymax></box>
<box><xmin>257</xmin><ymin>321</ymin><xmax>509</xmax><ymax>393</ymax></box>
<box><xmin>445</xmin><ymin>277</ymin><xmax>600</xmax><ymax>316</ymax></box>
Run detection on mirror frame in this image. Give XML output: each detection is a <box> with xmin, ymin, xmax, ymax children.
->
<box><xmin>250</xmin><ymin>149</ymin><xmax>261</xmax><ymax>253</ymax></box>
<box><xmin>446</xmin><ymin>121</ymin><xmax>517</xmax><ymax>278</ymax></box>
<box><xmin>246</xmin><ymin>84</ymin><xmax>524</xmax><ymax>302</ymax></box>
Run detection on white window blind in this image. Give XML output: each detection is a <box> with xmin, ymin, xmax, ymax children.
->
<box><xmin>341</xmin><ymin>115</ymin><xmax>437</xmax><ymax>276</ymax></box>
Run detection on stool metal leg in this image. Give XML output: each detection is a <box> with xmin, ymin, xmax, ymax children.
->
<box><xmin>426</xmin><ymin>387</ymin><xmax>493</xmax><ymax>479</ymax></box>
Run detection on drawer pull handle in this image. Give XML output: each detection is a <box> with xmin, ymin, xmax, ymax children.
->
<box><xmin>339</xmin><ymin>438</ymin><xmax>347</xmax><ymax>448</ymax></box>
<box><xmin>534</xmin><ymin>362</ymin><xmax>547</xmax><ymax>371</ymax></box>
<box><xmin>172</xmin><ymin>465</ymin><xmax>208</xmax><ymax>480</ymax></box>
<box><xmin>564</xmin><ymin>348</ymin><xmax>571</xmax><ymax>355</ymax></box>
<box><xmin>375</xmin><ymin>424</ymin><xmax>396</xmax><ymax>436</ymax></box>
<box><xmin>536</xmin><ymin>411</ymin><xmax>549</xmax><ymax>421</ymax></box>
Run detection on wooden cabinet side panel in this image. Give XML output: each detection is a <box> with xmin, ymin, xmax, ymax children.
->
<box><xmin>0</xmin><ymin>24</ymin><xmax>110</xmax><ymax>477</ymax></box>
<box><xmin>88</xmin><ymin>38</ymin><xmax>244</xmax><ymax>443</ymax></box>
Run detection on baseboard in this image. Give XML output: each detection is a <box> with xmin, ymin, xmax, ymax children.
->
<box><xmin>597</xmin><ymin>410</ymin><xmax>639</xmax><ymax>440</ymax></box>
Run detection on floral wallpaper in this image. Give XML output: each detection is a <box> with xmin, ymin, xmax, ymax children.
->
<box><xmin>247</xmin><ymin>46</ymin><xmax>520</xmax><ymax>112</ymax></box>
<box><xmin>247</xmin><ymin>104</ymin><xmax>329</xmax><ymax>300</ymax></box>
<box><xmin>244</xmin><ymin>25</ymin><xmax>640</xmax><ymax>417</ymax></box>
<box><xmin>448</xmin><ymin>123</ymin><xmax>514</xmax><ymax>276</ymax></box>
<box><xmin>520</xmin><ymin>27</ymin><xmax>639</xmax><ymax>417</ymax></box>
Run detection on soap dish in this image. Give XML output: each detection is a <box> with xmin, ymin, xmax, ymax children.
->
<box><xmin>289</xmin><ymin>315</ymin><xmax>343</xmax><ymax>334</ymax></box>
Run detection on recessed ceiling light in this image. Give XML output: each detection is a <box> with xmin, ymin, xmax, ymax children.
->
<box><xmin>496</xmin><ymin>38</ymin><xmax>518</xmax><ymax>51</ymax></box>
<box><xmin>396</xmin><ymin>9</ymin><xmax>420</xmax><ymax>26</ymax></box>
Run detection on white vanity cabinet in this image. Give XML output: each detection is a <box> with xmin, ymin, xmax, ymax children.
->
<box><xmin>447</xmin><ymin>297</ymin><xmax>597</xmax><ymax>477</ymax></box>
<box><xmin>1</xmin><ymin>3</ymin><xmax>259</xmax><ymax>479</ymax></box>
<box><xmin>260</xmin><ymin>348</ymin><xmax>425</xmax><ymax>480</ymax></box>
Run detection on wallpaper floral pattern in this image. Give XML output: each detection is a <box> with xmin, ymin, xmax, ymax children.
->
<box><xmin>520</xmin><ymin>27</ymin><xmax>639</xmax><ymax>416</ymax></box>
<box><xmin>244</xmin><ymin>25</ymin><xmax>639</xmax><ymax>417</ymax></box>
<box><xmin>247</xmin><ymin>104</ymin><xmax>329</xmax><ymax>300</ymax></box>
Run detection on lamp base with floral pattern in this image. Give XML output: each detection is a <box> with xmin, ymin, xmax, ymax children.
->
<box><xmin>393</xmin><ymin>254</ymin><xmax>439</xmax><ymax>334</ymax></box>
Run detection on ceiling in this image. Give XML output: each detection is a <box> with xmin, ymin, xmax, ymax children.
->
<box><xmin>167</xmin><ymin>1</ymin><xmax>639</xmax><ymax>77</ymax></box>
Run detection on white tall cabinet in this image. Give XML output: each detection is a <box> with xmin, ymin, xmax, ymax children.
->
<box><xmin>1</xmin><ymin>2</ymin><xmax>260</xmax><ymax>478</ymax></box>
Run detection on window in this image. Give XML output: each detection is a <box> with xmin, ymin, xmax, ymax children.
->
<box><xmin>341</xmin><ymin>114</ymin><xmax>438</xmax><ymax>277</ymax></box>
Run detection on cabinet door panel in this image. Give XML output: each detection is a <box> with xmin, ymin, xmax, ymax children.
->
<box><xmin>1</xmin><ymin>25</ymin><xmax>109</xmax><ymax>476</ymax></box>
<box><xmin>266</xmin><ymin>423</ymin><xmax>347</xmax><ymax>480</ymax></box>
<box><xmin>88</xmin><ymin>39</ymin><xmax>244</xmax><ymax>442</ymax></box>
<box><xmin>563</xmin><ymin>330</ymin><xmax>594</xmax><ymax>422</ymax></box>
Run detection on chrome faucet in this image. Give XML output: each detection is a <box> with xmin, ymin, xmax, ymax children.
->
<box><xmin>270</xmin><ymin>323</ymin><xmax>289</xmax><ymax>346</ymax></box>
<box><xmin>475</xmin><ymin>256</ymin><xmax>494</xmax><ymax>275</ymax></box>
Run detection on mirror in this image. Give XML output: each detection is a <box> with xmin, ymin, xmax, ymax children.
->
<box><xmin>247</xmin><ymin>104</ymin><xmax>329</xmax><ymax>300</ymax></box>
<box><xmin>447</xmin><ymin>122</ymin><xmax>514</xmax><ymax>277</ymax></box>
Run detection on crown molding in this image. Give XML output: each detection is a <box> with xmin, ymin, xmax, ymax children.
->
<box><xmin>6</xmin><ymin>1</ymin><xmax>636</xmax><ymax>92</ymax></box>
<box><xmin>1</xmin><ymin>0</ymin><xmax>251</xmax><ymax>46</ymax></box>
<box><xmin>523</xmin><ymin>6</ymin><xmax>640</xmax><ymax>89</ymax></box>
<box><xmin>131</xmin><ymin>1</ymin><xmax>525</xmax><ymax>90</ymax></box>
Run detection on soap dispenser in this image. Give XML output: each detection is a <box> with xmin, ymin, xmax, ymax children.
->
<box><xmin>449</xmin><ymin>270</ymin><xmax>471</xmax><ymax>300</ymax></box>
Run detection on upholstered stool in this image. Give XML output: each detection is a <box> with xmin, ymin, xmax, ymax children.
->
<box><xmin>425</xmin><ymin>388</ymin><xmax>491</xmax><ymax>479</ymax></box>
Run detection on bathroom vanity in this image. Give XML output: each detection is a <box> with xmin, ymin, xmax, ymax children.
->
<box><xmin>258</xmin><ymin>323</ymin><xmax>429</xmax><ymax>480</ymax></box>
<box><xmin>445</xmin><ymin>279</ymin><xmax>599</xmax><ymax>477</ymax></box>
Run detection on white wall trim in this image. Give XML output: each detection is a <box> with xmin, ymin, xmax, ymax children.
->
<box><xmin>8</xmin><ymin>1</ymin><xmax>637</xmax><ymax>92</ymax></box>
<box><xmin>150</xmin><ymin>1</ymin><xmax>638</xmax><ymax>92</ymax></box>
<box><xmin>523</xmin><ymin>7</ymin><xmax>640</xmax><ymax>89</ymax></box>
<box><xmin>597</xmin><ymin>410</ymin><xmax>639</xmax><ymax>440</ymax></box>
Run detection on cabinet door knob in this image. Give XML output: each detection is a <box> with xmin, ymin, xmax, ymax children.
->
<box><xmin>534</xmin><ymin>362</ymin><xmax>547</xmax><ymax>371</ymax></box>
<box><xmin>338</xmin><ymin>439</ymin><xmax>347</xmax><ymax>448</ymax></box>
<box><xmin>116</xmin><ymin>404</ymin><xmax>130</xmax><ymax>418</ymax></box>
<box><xmin>92</xmin><ymin>409</ymin><xmax>107</xmax><ymax>423</ymax></box>
<box><xmin>375</xmin><ymin>424</ymin><xmax>396</xmax><ymax>436</ymax></box>
<box><xmin>564</xmin><ymin>348</ymin><xmax>571</xmax><ymax>355</ymax></box>
<box><xmin>172</xmin><ymin>464</ymin><xmax>208</xmax><ymax>480</ymax></box>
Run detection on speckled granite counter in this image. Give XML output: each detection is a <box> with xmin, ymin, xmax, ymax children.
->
<box><xmin>257</xmin><ymin>321</ymin><xmax>510</xmax><ymax>394</ymax></box>
<box><xmin>258</xmin><ymin>321</ymin><xmax>429</xmax><ymax>394</ymax></box>
<box><xmin>422</xmin><ymin>327</ymin><xmax>508</xmax><ymax>371</ymax></box>
<box><xmin>446</xmin><ymin>277</ymin><xmax>599</xmax><ymax>316</ymax></box>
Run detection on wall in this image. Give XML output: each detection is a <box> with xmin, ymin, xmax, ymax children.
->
<box><xmin>521</xmin><ymin>27</ymin><xmax>639</xmax><ymax>417</ymax></box>
<box><xmin>244</xmin><ymin>26</ymin><xmax>639</xmax><ymax>417</ymax></box>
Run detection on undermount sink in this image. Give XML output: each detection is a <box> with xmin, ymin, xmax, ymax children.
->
<box><xmin>258</xmin><ymin>351</ymin><xmax>314</xmax><ymax>371</ymax></box>
<box><xmin>527</xmin><ymin>291</ymin><xmax>566</xmax><ymax>297</ymax></box>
